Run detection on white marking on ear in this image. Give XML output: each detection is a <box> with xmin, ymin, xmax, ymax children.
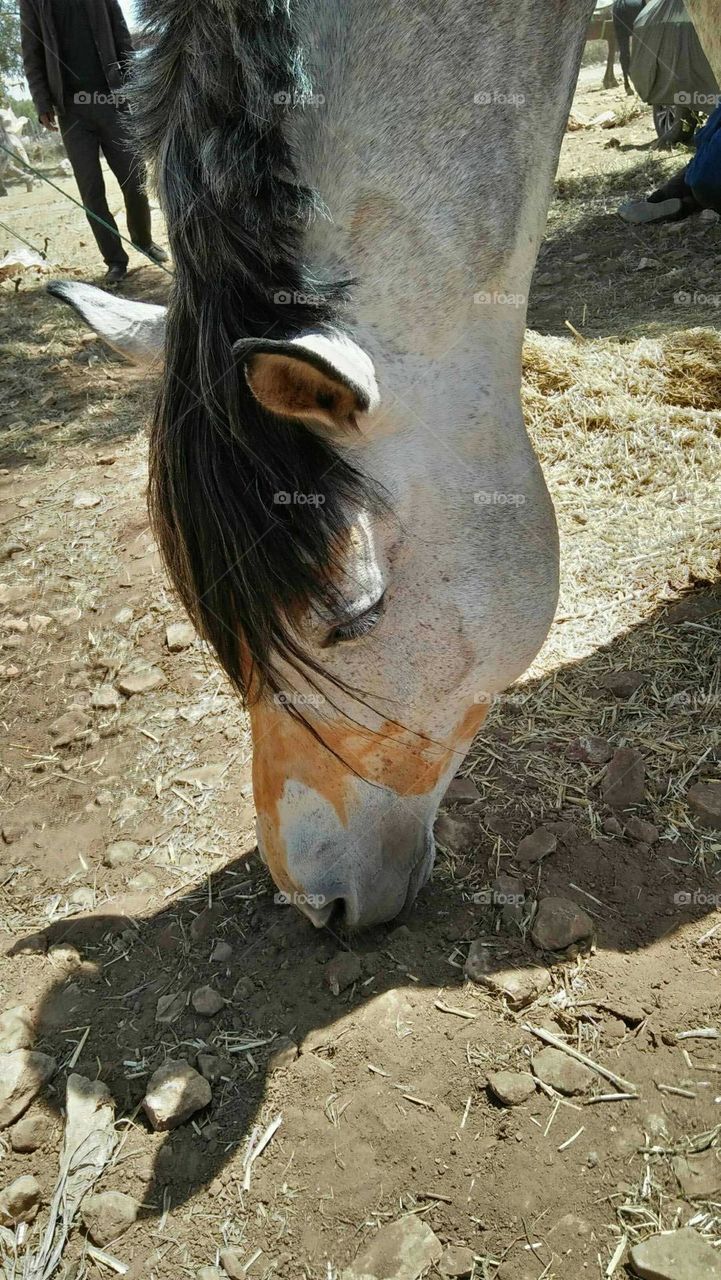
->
<box><xmin>47</xmin><ymin>281</ymin><xmax>166</xmax><ymax>366</ymax></box>
<box><xmin>235</xmin><ymin>331</ymin><xmax>379</xmax><ymax>434</ymax></box>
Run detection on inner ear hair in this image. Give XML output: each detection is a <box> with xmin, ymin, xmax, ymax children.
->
<box><xmin>245</xmin><ymin>352</ymin><xmax>360</xmax><ymax>432</ymax></box>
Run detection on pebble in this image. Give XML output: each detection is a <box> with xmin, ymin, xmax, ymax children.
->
<box><xmin>686</xmin><ymin>782</ymin><xmax>721</xmax><ymax>831</ymax></box>
<box><xmin>565</xmin><ymin>735</ymin><xmax>614</xmax><ymax>764</ymax></box>
<box><xmin>672</xmin><ymin>1151</ymin><xmax>721</xmax><ymax>1199</ymax></box>
<box><xmin>0</xmin><ymin>1175</ymin><xmax>42</xmax><ymax>1227</ymax></box>
<box><xmin>73</xmin><ymin>490</ymin><xmax>102</xmax><ymax>509</ymax></box>
<box><xmin>268</xmin><ymin>1036</ymin><xmax>299</xmax><ymax>1072</ymax></box>
<box><xmin>192</xmin><ymin>985</ymin><xmax>225</xmax><ymax>1017</ymax></box>
<box><xmin>629</xmin><ymin>1227</ymin><xmax>721</xmax><ymax>1278</ymax></box>
<box><xmin>9</xmin><ymin>1108</ymin><xmax>52</xmax><ymax>1153</ymax></box>
<box><xmin>603</xmin><ymin>748</ymin><xmax>646</xmax><ymax>809</ymax></box>
<box><xmin>434</xmin><ymin>813</ymin><xmax>477</xmax><ymax>851</ymax></box>
<box><xmin>487</xmin><ymin>1070</ymin><xmax>537</xmax><ymax>1106</ymax></box>
<box><xmin>625</xmin><ymin>816</ymin><xmax>660</xmax><ymax>845</ymax></box>
<box><xmin>491</xmin><ymin>874</ymin><xmax>525</xmax><ymax>932</ymax></box>
<box><xmin>128</xmin><ymin>871</ymin><xmax>157</xmax><ymax>892</ymax></box>
<box><xmin>197</xmin><ymin>1269</ymin><xmax>224</xmax><ymax>1280</ymax></box>
<box><xmin>103</xmin><ymin>839</ymin><xmax>139</xmax><ymax>868</ymax></box>
<box><xmin>142</xmin><ymin>1059</ymin><xmax>212</xmax><ymax>1130</ymax></box>
<box><xmin>49</xmin><ymin>706</ymin><xmax>91</xmax><ymax>746</ymax></box>
<box><xmin>531</xmin><ymin>1047</ymin><xmax>594</xmax><ymax>1096</ymax></box>
<box><xmin>0</xmin><ymin>1050</ymin><xmax>56</xmax><ymax>1128</ymax></box>
<box><xmin>439</xmin><ymin>1246</ymin><xmax>475</xmax><ymax>1277</ymax></box>
<box><xmin>81</xmin><ymin>1190</ymin><xmax>139</xmax><ymax>1246</ymax></box>
<box><xmin>0</xmin><ymin>1007</ymin><xmax>33</xmax><ymax>1053</ymax></box>
<box><xmin>342</xmin><ymin>1216</ymin><xmax>442</xmax><ymax>1280</ymax></box>
<box><xmin>196</xmin><ymin>1053</ymin><xmax>232</xmax><ymax>1084</ymax></box>
<box><xmin>516</xmin><ymin>827</ymin><xmax>557</xmax><ymax>864</ymax></box>
<box><xmin>464</xmin><ymin>945</ymin><xmax>550</xmax><ymax>1009</ymax></box>
<box><xmin>210</xmin><ymin>940</ymin><xmax>233</xmax><ymax>964</ymax></box>
<box><xmin>91</xmin><ymin>685</ymin><xmax>122</xmax><ymax>710</ymax></box>
<box><xmin>531</xmin><ymin>896</ymin><xmax>594</xmax><ymax>952</ymax></box>
<box><xmin>166</xmin><ymin>621</ymin><xmax>196</xmax><ymax>652</ymax></box>
<box><xmin>219</xmin><ymin>1247</ymin><xmax>244</xmax><ymax>1278</ymax></box>
<box><xmin>444</xmin><ymin>776</ymin><xmax>481</xmax><ymax>803</ymax></box>
<box><xmin>155</xmin><ymin>992</ymin><xmax>187</xmax><ymax>1025</ymax></box>
<box><xmin>598</xmin><ymin>669</ymin><xmax>647</xmax><ymax>698</ymax></box>
<box><xmin>175</xmin><ymin>764</ymin><xmax>225</xmax><ymax>787</ymax></box>
<box><xmin>116</xmin><ymin>666</ymin><xmax>167</xmax><ymax>696</ymax></box>
<box><xmin>324</xmin><ymin>952</ymin><xmax>361</xmax><ymax>995</ymax></box>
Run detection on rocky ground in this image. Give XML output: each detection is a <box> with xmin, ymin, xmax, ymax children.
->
<box><xmin>1</xmin><ymin>67</ymin><xmax>720</xmax><ymax>1280</ymax></box>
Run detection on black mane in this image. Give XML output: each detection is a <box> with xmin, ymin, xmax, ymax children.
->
<box><xmin>133</xmin><ymin>0</ymin><xmax>377</xmax><ymax>700</ymax></box>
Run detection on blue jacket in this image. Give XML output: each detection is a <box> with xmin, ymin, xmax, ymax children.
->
<box><xmin>686</xmin><ymin>102</ymin><xmax>721</xmax><ymax>202</ymax></box>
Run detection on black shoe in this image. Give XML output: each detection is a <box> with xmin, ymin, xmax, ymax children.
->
<box><xmin>135</xmin><ymin>242</ymin><xmax>169</xmax><ymax>265</ymax></box>
<box><xmin>104</xmin><ymin>263</ymin><xmax>128</xmax><ymax>285</ymax></box>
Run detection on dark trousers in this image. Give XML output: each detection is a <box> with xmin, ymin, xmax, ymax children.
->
<box><xmin>57</xmin><ymin>100</ymin><xmax>152</xmax><ymax>267</ymax></box>
<box><xmin>649</xmin><ymin>169</ymin><xmax>706</xmax><ymax>220</ymax></box>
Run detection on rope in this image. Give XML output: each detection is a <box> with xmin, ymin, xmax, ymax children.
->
<box><xmin>0</xmin><ymin>138</ymin><xmax>174</xmax><ymax>277</ymax></box>
<box><xmin>0</xmin><ymin>219</ymin><xmax>48</xmax><ymax>258</ymax></box>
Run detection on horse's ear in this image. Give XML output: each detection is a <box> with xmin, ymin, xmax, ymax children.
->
<box><xmin>235</xmin><ymin>333</ymin><xmax>379</xmax><ymax>434</ymax></box>
<box><xmin>47</xmin><ymin>281</ymin><xmax>166</xmax><ymax>366</ymax></box>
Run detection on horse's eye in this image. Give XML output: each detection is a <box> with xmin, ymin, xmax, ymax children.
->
<box><xmin>326</xmin><ymin>594</ymin><xmax>386</xmax><ymax>646</ymax></box>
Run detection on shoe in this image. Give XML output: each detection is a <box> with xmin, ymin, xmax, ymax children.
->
<box><xmin>104</xmin><ymin>263</ymin><xmax>128</xmax><ymax>284</ymax></box>
<box><xmin>135</xmin><ymin>242</ymin><xmax>169</xmax><ymax>264</ymax></box>
<box><xmin>617</xmin><ymin>197</ymin><xmax>683</xmax><ymax>225</ymax></box>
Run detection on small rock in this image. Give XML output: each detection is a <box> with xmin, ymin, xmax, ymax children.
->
<box><xmin>566</xmin><ymin>736</ymin><xmax>614</xmax><ymax>765</ymax></box>
<box><xmin>439</xmin><ymin>1246</ymin><xmax>475</xmax><ymax>1277</ymax></box>
<box><xmin>192</xmin><ymin>985</ymin><xmax>225</xmax><ymax>1017</ymax></box>
<box><xmin>48</xmin><ymin>943</ymin><xmax>83</xmax><ymax>968</ymax></box>
<box><xmin>49</xmin><ymin>706</ymin><xmax>91</xmax><ymax>746</ymax></box>
<box><xmin>625</xmin><ymin>816</ymin><xmax>660</xmax><ymax>845</ymax></box>
<box><xmin>142</xmin><ymin>1059</ymin><xmax>212</xmax><ymax>1130</ymax></box>
<box><xmin>342</xmin><ymin>1215</ymin><xmax>443</xmax><ymax>1280</ymax></box>
<box><xmin>219</xmin><ymin>1247</ymin><xmax>245</xmax><ymax>1278</ymax></box>
<box><xmin>434</xmin><ymin>813</ymin><xmax>477</xmax><ymax>851</ymax></box>
<box><xmin>444</xmin><ymin>776</ymin><xmax>481</xmax><ymax>803</ymax></box>
<box><xmin>687</xmin><ymin>782</ymin><xmax>721</xmax><ymax>831</ymax></box>
<box><xmin>0</xmin><ymin>1050</ymin><xmax>56</xmax><ymax>1127</ymax></box>
<box><xmin>197</xmin><ymin>1270</ymin><xmax>224</xmax><ymax>1280</ymax></box>
<box><xmin>487</xmin><ymin>1070</ymin><xmax>537</xmax><ymax>1106</ymax></box>
<box><xmin>629</xmin><ymin>1227</ymin><xmax>721</xmax><ymax>1279</ymax></box>
<box><xmin>196</xmin><ymin>1053</ymin><xmax>232</xmax><ymax>1084</ymax></box>
<box><xmin>465</xmin><ymin>945</ymin><xmax>550</xmax><ymax>1008</ymax></box>
<box><xmin>91</xmin><ymin>685</ymin><xmax>122</xmax><ymax>710</ymax></box>
<box><xmin>116</xmin><ymin>666</ymin><xmax>166</xmax><ymax>697</ymax></box>
<box><xmin>9</xmin><ymin>1108</ymin><xmax>52</xmax><ymax>1152</ymax></box>
<box><xmin>491</xmin><ymin>874</ymin><xmax>525</xmax><ymax>931</ymax></box>
<box><xmin>603</xmin><ymin>747</ymin><xmax>646</xmax><ymax>809</ymax></box>
<box><xmin>175</xmin><ymin>764</ymin><xmax>225</xmax><ymax>787</ymax></box>
<box><xmin>103</xmin><ymin>839</ymin><xmax>139</xmax><ymax>868</ymax></box>
<box><xmin>268</xmin><ymin>1036</ymin><xmax>299</xmax><ymax>1072</ymax></box>
<box><xmin>166</xmin><ymin>621</ymin><xmax>196</xmax><ymax>652</ymax></box>
<box><xmin>81</xmin><ymin>1190</ymin><xmax>139</xmax><ymax>1246</ymax></box>
<box><xmin>190</xmin><ymin>904</ymin><xmax>224</xmax><ymax>943</ymax></box>
<box><xmin>128</xmin><ymin>871</ymin><xmax>157</xmax><ymax>892</ymax></box>
<box><xmin>0</xmin><ymin>1007</ymin><xmax>33</xmax><ymax>1053</ymax></box>
<box><xmin>2</xmin><ymin>816</ymin><xmax>33</xmax><ymax>844</ymax></box>
<box><xmin>324</xmin><ymin>952</ymin><xmax>361</xmax><ymax>995</ymax></box>
<box><xmin>598</xmin><ymin>670</ymin><xmax>646</xmax><ymax>698</ymax></box>
<box><xmin>516</xmin><ymin>827</ymin><xmax>557</xmax><ymax>864</ymax></box>
<box><xmin>532</xmin><ymin>1047</ymin><xmax>594</xmax><ymax>1095</ymax></box>
<box><xmin>210</xmin><ymin>940</ymin><xmax>232</xmax><ymax>964</ymax></box>
<box><xmin>603</xmin><ymin>814</ymin><xmax>624</xmax><ymax>836</ymax></box>
<box><xmin>155</xmin><ymin>992</ymin><xmax>187</xmax><ymax>1025</ymax></box>
<box><xmin>69</xmin><ymin>887</ymin><xmax>95</xmax><ymax>910</ymax></box>
<box><xmin>0</xmin><ymin>1174</ymin><xmax>42</xmax><ymax>1227</ymax></box>
<box><xmin>0</xmin><ymin>540</ymin><xmax>26</xmax><ymax>561</ymax></box>
<box><xmin>672</xmin><ymin>1151</ymin><xmax>721</xmax><ymax>1199</ymax></box>
<box><xmin>531</xmin><ymin>896</ymin><xmax>594</xmax><ymax>952</ymax></box>
<box><xmin>73</xmin><ymin>491</ymin><xmax>102</xmax><ymax>509</ymax></box>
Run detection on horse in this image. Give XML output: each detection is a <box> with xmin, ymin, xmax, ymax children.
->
<box><xmin>613</xmin><ymin>0</ymin><xmax>646</xmax><ymax>94</ymax></box>
<box><xmin>586</xmin><ymin>3</ymin><xmax>618</xmax><ymax>89</ymax></box>
<box><xmin>47</xmin><ymin>0</ymin><xmax>720</xmax><ymax>932</ymax></box>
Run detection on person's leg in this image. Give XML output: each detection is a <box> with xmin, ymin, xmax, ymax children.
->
<box><xmin>618</xmin><ymin>165</ymin><xmax>702</xmax><ymax>225</ymax></box>
<box><xmin>97</xmin><ymin>106</ymin><xmax>152</xmax><ymax>249</ymax></box>
<box><xmin>57</xmin><ymin>109</ymin><xmax>128</xmax><ymax>267</ymax></box>
<box><xmin>689</xmin><ymin>181</ymin><xmax>721</xmax><ymax>216</ymax></box>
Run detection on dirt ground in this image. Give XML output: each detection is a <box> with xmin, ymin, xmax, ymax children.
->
<box><xmin>1</xmin><ymin>70</ymin><xmax>720</xmax><ymax>1280</ymax></box>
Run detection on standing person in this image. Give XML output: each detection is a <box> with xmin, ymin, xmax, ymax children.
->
<box><xmin>20</xmin><ymin>0</ymin><xmax>168</xmax><ymax>283</ymax></box>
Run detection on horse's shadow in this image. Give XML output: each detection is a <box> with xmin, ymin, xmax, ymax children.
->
<box><xmin>6</xmin><ymin>580</ymin><xmax>721</xmax><ymax>1221</ymax></box>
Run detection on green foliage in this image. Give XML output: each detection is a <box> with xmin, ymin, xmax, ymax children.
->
<box><xmin>0</xmin><ymin>0</ymin><xmax>23</xmax><ymax>87</ymax></box>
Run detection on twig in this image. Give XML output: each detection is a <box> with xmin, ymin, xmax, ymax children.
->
<box><xmin>242</xmin><ymin>1113</ymin><xmax>282</xmax><ymax>1191</ymax></box>
<box><xmin>522</xmin><ymin>1023</ymin><xmax>637</xmax><ymax>1093</ymax></box>
<box><xmin>434</xmin><ymin>999</ymin><xmax>477</xmax><ymax>1020</ymax></box>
